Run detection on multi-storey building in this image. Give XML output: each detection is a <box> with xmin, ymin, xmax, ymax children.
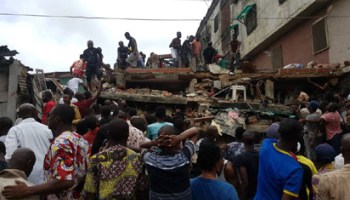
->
<box><xmin>197</xmin><ymin>0</ymin><xmax>350</xmax><ymax>70</ymax></box>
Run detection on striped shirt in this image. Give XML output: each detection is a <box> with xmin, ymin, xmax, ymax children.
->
<box><xmin>142</xmin><ymin>140</ymin><xmax>195</xmax><ymax>200</ymax></box>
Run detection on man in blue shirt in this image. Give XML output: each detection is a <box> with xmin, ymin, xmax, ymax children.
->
<box><xmin>191</xmin><ymin>141</ymin><xmax>239</xmax><ymax>200</ymax></box>
<box><xmin>255</xmin><ymin>119</ymin><xmax>304</xmax><ymax>200</ymax></box>
<box><xmin>146</xmin><ymin>106</ymin><xmax>173</xmax><ymax>140</ymax></box>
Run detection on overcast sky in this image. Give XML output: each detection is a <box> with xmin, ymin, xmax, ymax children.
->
<box><xmin>0</xmin><ymin>0</ymin><xmax>211</xmax><ymax>72</ymax></box>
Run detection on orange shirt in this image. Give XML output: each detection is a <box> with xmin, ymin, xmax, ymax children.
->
<box><xmin>192</xmin><ymin>40</ymin><xmax>202</xmax><ymax>56</ymax></box>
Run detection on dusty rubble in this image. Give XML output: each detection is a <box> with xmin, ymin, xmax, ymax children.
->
<box><xmin>98</xmin><ymin>61</ymin><xmax>350</xmax><ymax>136</ymax></box>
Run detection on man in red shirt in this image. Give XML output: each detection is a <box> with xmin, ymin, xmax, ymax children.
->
<box><xmin>41</xmin><ymin>91</ymin><xmax>56</xmax><ymax>125</ymax></box>
<box><xmin>74</xmin><ymin>81</ymin><xmax>102</xmax><ymax>118</ymax></box>
<box><xmin>70</xmin><ymin>54</ymin><xmax>86</xmax><ymax>78</ymax></box>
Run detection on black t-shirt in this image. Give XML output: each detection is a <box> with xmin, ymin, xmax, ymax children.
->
<box><xmin>83</xmin><ymin>47</ymin><xmax>101</xmax><ymax>68</ymax></box>
<box><xmin>203</xmin><ymin>47</ymin><xmax>216</xmax><ymax>64</ymax></box>
<box><xmin>181</xmin><ymin>40</ymin><xmax>192</xmax><ymax>55</ymax></box>
<box><xmin>118</xmin><ymin>46</ymin><xmax>129</xmax><ymax>60</ymax></box>
<box><xmin>234</xmin><ymin>150</ymin><xmax>259</xmax><ymax>198</ymax></box>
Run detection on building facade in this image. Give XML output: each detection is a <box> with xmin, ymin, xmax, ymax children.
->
<box><xmin>197</xmin><ymin>0</ymin><xmax>350</xmax><ymax>70</ymax></box>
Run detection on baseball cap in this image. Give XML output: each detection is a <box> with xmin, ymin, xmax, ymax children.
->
<box><xmin>315</xmin><ymin>143</ymin><xmax>336</xmax><ymax>163</ymax></box>
<box><xmin>266</xmin><ymin>123</ymin><xmax>280</xmax><ymax>139</ymax></box>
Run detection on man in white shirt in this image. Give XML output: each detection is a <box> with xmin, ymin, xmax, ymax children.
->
<box><xmin>5</xmin><ymin>103</ymin><xmax>53</xmax><ymax>184</ymax></box>
<box><xmin>66</xmin><ymin>75</ymin><xmax>88</xmax><ymax>94</ymax></box>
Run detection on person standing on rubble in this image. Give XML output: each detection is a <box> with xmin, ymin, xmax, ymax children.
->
<box><xmin>229</xmin><ymin>33</ymin><xmax>241</xmax><ymax>73</ymax></box>
<box><xmin>117</xmin><ymin>41</ymin><xmax>129</xmax><ymax>70</ymax></box>
<box><xmin>169</xmin><ymin>31</ymin><xmax>182</xmax><ymax>67</ymax></box>
<box><xmin>181</xmin><ymin>35</ymin><xmax>195</xmax><ymax>68</ymax></box>
<box><xmin>70</xmin><ymin>54</ymin><xmax>86</xmax><ymax>79</ymax></box>
<box><xmin>203</xmin><ymin>41</ymin><xmax>217</xmax><ymax>65</ymax></box>
<box><xmin>83</xmin><ymin>40</ymin><xmax>103</xmax><ymax>91</ymax></box>
<box><xmin>192</xmin><ymin>34</ymin><xmax>202</xmax><ymax>70</ymax></box>
<box><xmin>125</xmin><ymin>32</ymin><xmax>139</xmax><ymax>67</ymax></box>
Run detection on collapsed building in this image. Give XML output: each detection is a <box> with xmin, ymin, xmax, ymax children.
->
<box><xmin>99</xmin><ymin>61</ymin><xmax>350</xmax><ymax>136</ymax></box>
<box><xmin>0</xmin><ymin>46</ymin><xmax>63</xmax><ymax>121</ymax></box>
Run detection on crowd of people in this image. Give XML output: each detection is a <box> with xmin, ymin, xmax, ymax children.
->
<box><xmin>1</xmin><ymin>35</ymin><xmax>350</xmax><ymax>199</ymax></box>
<box><xmin>0</xmin><ymin>78</ymin><xmax>349</xmax><ymax>200</ymax></box>
<box><xmin>69</xmin><ymin>31</ymin><xmax>240</xmax><ymax>78</ymax></box>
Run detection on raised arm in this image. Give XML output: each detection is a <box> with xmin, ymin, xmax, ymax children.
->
<box><xmin>91</xmin><ymin>81</ymin><xmax>103</xmax><ymax>101</ymax></box>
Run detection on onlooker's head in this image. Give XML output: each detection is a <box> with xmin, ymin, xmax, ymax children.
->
<box><xmin>278</xmin><ymin>119</ymin><xmax>303</xmax><ymax>144</ymax></box>
<box><xmin>308</xmin><ymin>100</ymin><xmax>320</xmax><ymax>112</ymax></box>
<box><xmin>0</xmin><ymin>141</ymin><xmax>5</xmax><ymax>156</ymax></box>
<box><xmin>266</xmin><ymin>123</ymin><xmax>280</xmax><ymax>139</ymax></box>
<box><xmin>124</xmin><ymin>32</ymin><xmax>131</xmax><ymax>39</ymax></box>
<box><xmin>197</xmin><ymin>142</ymin><xmax>222</xmax><ymax>173</ymax></box>
<box><xmin>18</xmin><ymin>103</ymin><xmax>37</xmax><ymax>119</ymax></box>
<box><xmin>158</xmin><ymin>125</ymin><xmax>177</xmax><ymax>137</ymax></box>
<box><xmin>84</xmin><ymin>91</ymin><xmax>92</xmax><ymax>99</ymax></box>
<box><xmin>48</xmin><ymin>104</ymin><xmax>74</xmax><ymax>132</ymax></box>
<box><xmin>100</xmin><ymin>106</ymin><xmax>111</xmax><ymax>118</ymax></box>
<box><xmin>130</xmin><ymin>116</ymin><xmax>147</xmax><ymax>132</ymax></box>
<box><xmin>87</xmin><ymin>40</ymin><xmax>94</xmax><ymax>48</ymax></box>
<box><xmin>117</xmin><ymin>110</ymin><xmax>127</xmax><ymax>120</ymax></box>
<box><xmin>118</xmin><ymin>41</ymin><xmax>124</xmax><ymax>47</ymax></box>
<box><xmin>173</xmin><ymin>116</ymin><xmax>185</xmax><ymax>134</ymax></box>
<box><xmin>79</xmin><ymin>54</ymin><xmax>84</xmax><ymax>59</ymax></box>
<box><xmin>315</xmin><ymin>143</ymin><xmax>336</xmax><ymax>166</ymax></box>
<box><xmin>155</xmin><ymin>106</ymin><xmax>167</xmax><ymax>121</ymax></box>
<box><xmin>341</xmin><ymin>133</ymin><xmax>350</xmax><ymax>164</ymax></box>
<box><xmin>158</xmin><ymin>125</ymin><xmax>178</xmax><ymax>151</ymax></box>
<box><xmin>176</xmin><ymin>31</ymin><xmax>181</xmax><ymax>38</ymax></box>
<box><xmin>76</xmin><ymin>120</ymin><xmax>88</xmax><ymax>136</ymax></box>
<box><xmin>62</xmin><ymin>94</ymin><xmax>71</xmax><ymax>105</ymax></box>
<box><xmin>235</xmin><ymin>127</ymin><xmax>245</xmax><ymax>141</ymax></box>
<box><xmin>145</xmin><ymin>114</ymin><xmax>156</xmax><ymax>125</ymax></box>
<box><xmin>128</xmin><ymin>108</ymin><xmax>137</xmax><ymax>119</ymax></box>
<box><xmin>104</xmin><ymin>99</ymin><xmax>112</xmax><ymax>106</ymax></box>
<box><xmin>84</xmin><ymin>107</ymin><xmax>95</xmax><ymax>117</ymax></box>
<box><xmin>42</xmin><ymin>90</ymin><xmax>53</xmax><ymax>103</ymax></box>
<box><xmin>92</xmin><ymin>104</ymin><xmax>101</xmax><ymax>115</ymax></box>
<box><xmin>242</xmin><ymin>131</ymin><xmax>255</xmax><ymax>147</ymax></box>
<box><xmin>75</xmin><ymin>92</ymin><xmax>85</xmax><ymax>101</ymax></box>
<box><xmin>107</xmin><ymin>118</ymin><xmax>129</xmax><ymax>144</ymax></box>
<box><xmin>63</xmin><ymin>88</ymin><xmax>74</xmax><ymax>98</ymax></box>
<box><xmin>327</xmin><ymin>102</ymin><xmax>338</xmax><ymax>112</ymax></box>
<box><xmin>0</xmin><ymin>117</ymin><xmax>13</xmax><ymax>136</ymax></box>
<box><xmin>84</xmin><ymin>115</ymin><xmax>99</xmax><ymax>130</ymax></box>
<box><xmin>9</xmin><ymin>148</ymin><xmax>36</xmax><ymax>177</ymax></box>
<box><xmin>207</xmin><ymin>126</ymin><xmax>219</xmax><ymax>142</ymax></box>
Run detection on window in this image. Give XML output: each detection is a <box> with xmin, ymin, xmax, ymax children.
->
<box><xmin>312</xmin><ymin>18</ymin><xmax>328</xmax><ymax>54</ymax></box>
<box><xmin>214</xmin><ymin>14</ymin><xmax>219</xmax><ymax>33</ymax></box>
<box><xmin>279</xmin><ymin>0</ymin><xmax>287</xmax><ymax>4</ymax></box>
<box><xmin>231</xmin><ymin>0</ymin><xmax>239</xmax><ymax>4</ymax></box>
<box><xmin>245</xmin><ymin>4</ymin><xmax>257</xmax><ymax>35</ymax></box>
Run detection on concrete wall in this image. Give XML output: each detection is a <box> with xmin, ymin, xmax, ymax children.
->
<box><xmin>236</xmin><ymin>0</ymin><xmax>322</xmax><ymax>56</ymax></box>
<box><xmin>251</xmin><ymin>9</ymin><xmax>330</xmax><ymax>69</ymax></box>
<box><xmin>327</xmin><ymin>0</ymin><xmax>350</xmax><ymax>63</ymax></box>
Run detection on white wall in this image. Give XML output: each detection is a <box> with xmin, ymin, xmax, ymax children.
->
<box><xmin>327</xmin><ymin>0</ymin><xmax>350</xmax><ymax>63</ymax></box>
